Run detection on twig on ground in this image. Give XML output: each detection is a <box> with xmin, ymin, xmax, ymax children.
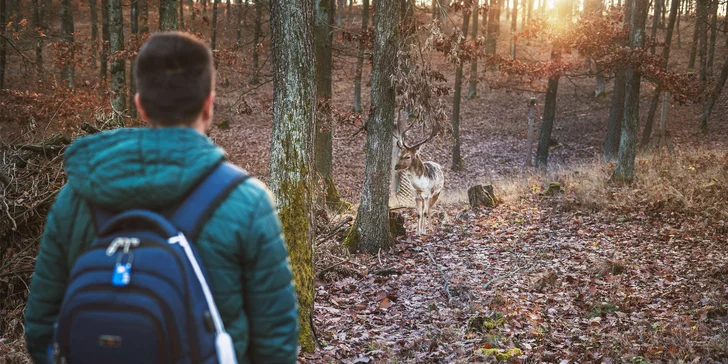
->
<box><xmin>317</xmin><ymin>216</ymin><xmax>353</xmax><ymax>243</ymax></box>
<box><xmin>317</xmin><ymin>258</ymin><xmax>350</xmax><ymax>277</ymax></box>
<box><xmin>425</xmin><ymin>246</ymin><xmax>453</xmax><ymax>303</ymax></box>
<box><xmin>372</xmin><ymin>267</ymin><xmax>399</xmax><ymax>276</ymax></box>
<box><xmin>483</xmin><ymin>261</ymin><xmax>534</xmax><ymax>290</ymax></box>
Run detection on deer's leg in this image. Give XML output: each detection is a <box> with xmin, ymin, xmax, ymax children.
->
<box><xmin>423</xmin><ymin>196</ymin><xmax>431</xmax><ymax>234</ymax></box>
<box><xmin>415</xmin><ymin>195</ymin><xmax>424</xmax><ymax>235</ymax></box>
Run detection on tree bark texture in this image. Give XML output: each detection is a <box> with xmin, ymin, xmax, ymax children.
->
<box><xmin>89</xmin><ymin>0</ymin><xmax>99</xmax><ymax>67</ymax></box>
<box><xmin>612</xmin><ymin>0</ymin><xmax>649</xmax><ymax>183</ymax></box>
<box><xmin>451</xmin><ymin>6</ymin><xmax>471</xmax><ymax>171</ymax></box>
<box><xmin>353</xmin><ymin>0</ymin><xmax>369</xmax><ymax>112</ymax></box>
<box><xmin>486</xmin><ymin>0</ymin><xmax>499</xmax><ymax>58</ymax></box>
<box><xmin>109</xmin><ymin>0</ymin><xmax>126</xmax><ymax>116</ymax></box>
<box><xmin>268</xmin><ymin>0</ymin><xmax>317</xmax><ymax>353</ymax></box>
<box><xmin>212</xmin><ymin>0</ymin><xmax>219</xmax><ymax>51</ymax></box>
<box><xmin>60</xmin><ymin>0</ymin><xmax>74</xmax><ymax>88</ymax></box>
<box><xmin>101</xmin><ymin>0</ymin><xmax>110</xmax><ymax>80</ymax></box>
<box><xmin>251</xmin><ymin>0</ymin><xmax>262</xmax><ymax>84</ymax></box>
<box><xmin>698</xmin><ymin>0</ymin><xmax>709</xmax><ymax>80</ymax></box>
<box><xmin>688</xmin><ymin>0</ymin><xmax>704</xmax><ymax>71</ymax></box>
<box><xmin>603</xmin><ymin>0</ymin><xmax>632</xmax><ymax>161</ymax></box>
<box><xmin>706</xmin><ymin>0</ymin><xmax>717</xmax><ymax>76</ymax></box>
<box><xmin>160</xmin><ymin>0</ymin><xmax>178</xmax><ymax>30</ymax></box>
<box><xmin>650</xmin><ymin>0</ymin><xmax>660</xmax><ymax>54</ymax></box>
<box><xmin>140</xmin><ymin>0</ymin><xmax>149</xmax><ymax>33</ymax></box>
<box><xmin>468</xmin><ymin>1</ymin><xmax>479</xmax><ymax>99</ymax></box>
<box><xmin>639</xmin><ymin>0</ymin><xmax>679</xmax><ymax>148</ymax></box>
<box><xmin>315</xmin><ymin>0</ymin><xmax>342</xmax><ymax>207</ymax></box>
<box><xmin>345</xmin><ymin>0</ymin><xmax>399</xmax><ymax>254</ymax></box>
<box><xmin>701</xmin><ymin>52</ymin><xmax>728</xmax><ymax>131</ymax></box>
<box><xmin>510</xmin><ymin>0</ymin><xmax>518</xmax><ymax>59</ymax></box>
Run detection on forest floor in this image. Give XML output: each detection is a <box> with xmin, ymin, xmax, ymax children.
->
<box><xmin>1</xmin><ymin>5</ymin><xmax>728</xmax><ymax>363</ymax></box>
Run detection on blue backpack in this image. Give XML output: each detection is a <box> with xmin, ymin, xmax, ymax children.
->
<box><xmin>49</xmin><ymin>161</ymin><xmax>249</xmax><ymax>364</ymax></box>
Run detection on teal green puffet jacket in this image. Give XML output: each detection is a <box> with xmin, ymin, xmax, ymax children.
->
<box><xmin>23</xmin><ymin>127</ymin><xmax>299</xmax><ymax>364</ymax></box>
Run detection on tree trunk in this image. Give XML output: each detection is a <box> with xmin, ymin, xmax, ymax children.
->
<box><xmin>510</xmin><ymin>0</ymin><xmax>518</xmax><ymax>59</ymax></box>
<box><xmin>486</xmin><ymin>0</ymin><xmax>499</xmax><ymax>58</ymax></box>
<box><xmin>130</xmin><ymin>0</ymin><xmax>139</xmax><ymax>119</ymax></box>
<box><xmin>160</xmin><ymin>0</ymin><xmax>178</xmax><ymax>30</ymax></box>
<box><xmin>0</xmin><ymin>0</ymin><xmax>5</xmax><ymax>90</ymax></box>
<box><xmin>688</xmin><ymin>0</ymin><xmax>704</xmax><ymax>71</ymax></box>
<box><xmin>315</xmin><ymin>0</ymin><xmax>342</xmax><ymax>208</ymax></box>
<box><xmin>467</xmin><ymin>1</ymin><xmax>479</xmax><ymax>99</ymax></box>
<box><xmin>140</xmin><ymin>0</ymin><xmax>148</xmax><ymax>33</ymax></box>
<box><xmin>337</xmin><ymin>0</ymin><xmax>343</xmax><ymax>27</ymax></box>
<box><xmin>32</xmin><ymin>0</ymin><xmax>42</xmax><ymax>75</ymax></box>
<box><xmin>101</xmin><ymin>0</ymin><xmax>110</xmax><ymax>80</ymax></box>
<box><xmin>527</xmin><ymin>0</ymin><xmax>533</xmax><ymax>24</ymax></box>
<box><xmin>60</xmin><ymin>0</ymin><xmax>74</xmax><ymax>89</ymax></box>
<box><xmin>650</xmin><ymin>0</ymin><xmax>659</xmax><ymax>54</ymax></box>
<box><xmin>236</xmin><ymin>0</ymin><xmax>243</xmax><ymax>45</ymax></box>
<box><xmin>535</xmin><ymin>57</ymin><xmax>560</xmax><ymax>170</ymax></box>
<box><xmin>706</xmin><ymin>0</ymin><xmax>717</xmax><ymax>76</ymax></box>
<box><xmin>639</xmin><ymin>0</ymin><xmax>679</xmax><ymax>147</ymax></box>
<box><xmin>89</xmin><ymin>0</ymin><xmax>99</xmax><ymax>67</ymax></box>
<box><xmin>452</xmin><ymin>6</ymin><xmax>471</xmax><ymax>171</ymax></box>
<box><xmin>432</xmin><ymin>0</ymin><xmax>438</xmax><ymax>20</ymax></box>
<box><xmin>698</xmin><ymin>0</ymin><xmax>708</xmax><ymax>81</ymax></box>
<box><xmin>251</xmin><ymin>0</ymin><xmax>262</xmax><ymax>84</ymax></box>
<box><xmin>179</xmin><ymin>0</ymin><xmax>184</xmax><ymax>28</ymax></box>
<box><xmin>268</xmin><ymin>0</ymin><xmax>316</xmax><ymax>353</ymax></box>
<box><xmin>676</xmin><ymin>3</ymin><xmax>680</xmax><ymax>48</ymax></box>
<box><xmin>227</xmin><ymin>0</ymin><xmax>231</xmax><ymax>22</ymax></box>
<box><xmin>109</xmin><ymin>0</ymin><xmax>126</xmax><ymax>117</ymax></box>
<box><xmin>612</xmin><ymin>0</ymin><xmax>649</xmax><ymax>183</ymax></box>
<box><xmin>701</xmin><ymin>52</ymin><xmax>728</xmax><ymax>131</ymax></box>
<box><xmin>603</xmin><ymin>0</ymin><xmax>632</xmax><ymax>161</ymax></box>
<box><xmin>203</xmin><ymin>0</ymin><xmax>207</xmax><ymax>15</ymax></box>
<box><xmin>353</xmin><ymin>0</ymin><xmax>369</xmax><ymax>112</ymax></box>
<box><xmin>212</xmin><ymin>0</ymin><xmax>219</xmax><ymax>51</ymax></box>
<box><xmin>344</xmin><ymin>0</ymin><xmax>399</xmax><ymax>253</ymax></box>
<box><xmin>535</xmin><ymin>0</ymin><xmax>570</xmax><ymax>170</ymax></box>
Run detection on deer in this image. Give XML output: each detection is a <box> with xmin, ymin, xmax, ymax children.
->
<box><xmin>393</xmin><ymin>119</ymin><xmax>445</xmax><ymax>235</ymax></box>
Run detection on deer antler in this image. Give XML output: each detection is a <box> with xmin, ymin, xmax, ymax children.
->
<box><xmin>407</xmin><ymin>122</ymin><xmax>440</xmax><ymax>151</ymax></box>
<box><xmin>394</xmin><ymin>111</ymin><xmax>415</xmax><ymax>149</ymax></box>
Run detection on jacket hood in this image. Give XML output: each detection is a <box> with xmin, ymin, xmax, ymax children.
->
<box><xmin>63</xmin><ymin>127</ymin><xmax>226</xmax><ymax>210</ymax></box>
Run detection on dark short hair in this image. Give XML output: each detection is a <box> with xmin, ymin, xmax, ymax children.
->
<box><xmin>133</xmin><ymin>32</ymin><xmax>214</xmax><ymax>126</ymax></box>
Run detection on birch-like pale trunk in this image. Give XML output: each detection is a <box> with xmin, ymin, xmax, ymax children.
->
<box><xmin>268</xmin><ymin>0</ymin><xmax>317</xmax><ymax>352</ymax></box>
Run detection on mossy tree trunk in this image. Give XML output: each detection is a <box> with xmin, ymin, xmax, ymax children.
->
<box><xmin>315</xmin><ymin>0</ymin><xmax>343</xmax><ymax>209</ymax></box>
<box><xmin>60</xmin><ymin>0</ymin><xmax>74</xmax><ymax>89</ymax></box>
<box><xmin>268</xmin><ymin>0</ymin><xmax>317</xmax><ymax>353</ymax></box>
<box><xmin>467</xmin><ymin>1</ymin><xmax>479</xmax><ymax>99</ymax></box>
<box><xmin>612</xmin><ymin>0</ymin><xmax>649</xmax><ymax>183</ymax></box>
<box><xmin>160</xmin><ymin>0</ymin><xmax>178</xmax><ymax>30</ymax></box>
<box><xmin>639</xmin><ymin>0</ymin><xmax>679</xmax><ymax>147</ymax></box>
<box><xmin>451</xmin><ymin>4</ymin><xmax>471</xmax><ymax>171</ymax></box>
<box><xmin>353</xmin><ymin>0</ymin><xmax>369</xmax><ymax>112</ymax></box>
<box><xmin>109</xmin><ymin>0</ymin><xmax>126</xmax><ymax>117</ymax></box>
<box><xmin>344</xmin><ymin>0</ymin><xmax>399</xmax><ymax>253</ymax></box>
<box><xmin>101</xmin><ymin>0</ymin><xmax>110</xmax><ymax>80</ymax></box>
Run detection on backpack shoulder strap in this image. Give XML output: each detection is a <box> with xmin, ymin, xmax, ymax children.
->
<box><xmin>169</xmin><ymin>161</ymin><xmax>251</xmax><ymax>242</ymax></box>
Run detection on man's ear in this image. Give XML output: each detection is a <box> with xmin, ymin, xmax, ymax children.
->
<box><xmin>201</xmin><ymin>91</ymin><xmax>215</xmax><ymax>123</ymax></box>
<box><xmin>134</xmin><ymin>93</ymin><xmax>150</xmax><ymax>122</ymax></box>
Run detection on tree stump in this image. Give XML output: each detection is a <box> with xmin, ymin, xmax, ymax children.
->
<box><xmin>468</xmin><ymin>185</ymin><xmax>498</xmax><ymax>208</ymax></box>
<box><xmin>389</xmin><ymin>211</ymin><xmax>406</xmax><ymax>238</ymax></box>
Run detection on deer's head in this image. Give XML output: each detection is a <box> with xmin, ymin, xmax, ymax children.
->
<box><xmin>393</xmin><ymin>118</ymin><xmax>438</xmax><ymax>172</ymax></box>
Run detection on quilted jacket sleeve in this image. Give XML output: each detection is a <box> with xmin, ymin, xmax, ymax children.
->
<box><xmin>242</xmin><ymin>182</ymin><xmax>299</xmax><ymax>363</ymax></box>
<box><xmin>24</xmin><ymin>185</ymin><xmax>75</xmax><ymax>364</ymax></box>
